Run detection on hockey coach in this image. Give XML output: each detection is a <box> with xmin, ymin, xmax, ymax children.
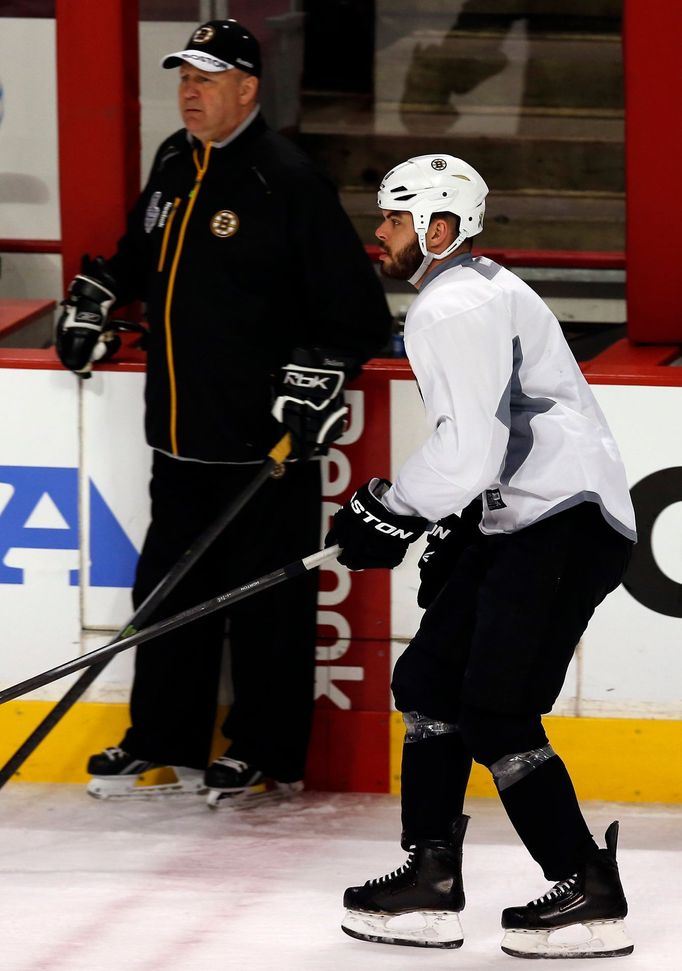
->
<box><xmin>54</xmin><ymin>20</ymin><xmax>391</xmax><ymax>804</ymax></box>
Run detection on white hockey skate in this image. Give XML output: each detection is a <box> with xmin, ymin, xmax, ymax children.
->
<box><xmin>500</xmin><ymin>821</ymin><xmax>634</xmax><ymax>959</ymax></box>
<box><xmin>204</xmin><ymin>754</ymin><xmax>304</xmax><ymax>810</ymax></box>
<box><xmin>501</xmin><ymin>919</ymin><xmax>634</xmax><ymax>960</ymax></box>
<box><xmin>87</xmin><ymin>766</ymin><xmax>206</xmax><ymax>800</ymax></box>
<box><xmin>86</xmin><ymin>746</ymin><xmax>206</xmax><ymax>800</ymax></box>
<box><xmin>342</xmin><ymin>817</ymin><xmax>468</xmax><ymax>949</ymax></box>
<box><xmin>342</xmin><ymin>907</ymin><xmax>464</xmax><ymax>949</ymax></box>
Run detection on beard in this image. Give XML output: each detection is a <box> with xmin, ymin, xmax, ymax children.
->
<box><xmin>380</xmin><ymin>237</ymin><xmax>424</xmax><ymax>280</ymax></box>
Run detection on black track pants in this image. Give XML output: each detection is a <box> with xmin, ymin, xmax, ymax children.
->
<box><xmin>392</xmin><ymin>502</ymin><xmax>632</xmax><ymax>878</ymax></box>
<box><xmin>120</xmin><ymin>451</ymin><xmax>321</xmax><ymax>778</ymax></box>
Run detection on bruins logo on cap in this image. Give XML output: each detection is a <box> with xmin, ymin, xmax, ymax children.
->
<box><xmin>210</xmin><ymin>210</ymin><xmax>239</xmax><ymax>238</ymax></box>
<box><xmin>193</xmin><ymin>25</ymin><xmax>215</xmax><ymax>44</ymax></box>
<box><xmin>431</xmin><ymin>158</ymin><xmax>447</xmax><ymax>171</ymax></box>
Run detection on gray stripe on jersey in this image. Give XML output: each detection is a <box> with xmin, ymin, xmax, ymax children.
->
<box><xmin>463</xmin><ymin>256</ymin><xmax>502</xmax><ymax>280</ymax></box>
<box><xmin>496</xmin><ymin>336</ymin><xmax>556</xmax><ymax>485</ymax></box>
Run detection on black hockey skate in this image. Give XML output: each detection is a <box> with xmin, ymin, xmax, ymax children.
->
<box><xmin>204</xmin><ymin>754</ymin><xmax>303</xmax><ymax>809</ymax></box>
<box><xmin>86</xmin><ymin>746</ymin><xmax>205</xmax><ymax>800</ymax></box>
<box><xmin>341</xmin><ymin>815</ymin><xmax>468</xmax><ymax>948</ymax></box>
<box><xmin>501</xmin><ymin>821</ymin><xmax>634</xmax><ymax>959</ymax></box>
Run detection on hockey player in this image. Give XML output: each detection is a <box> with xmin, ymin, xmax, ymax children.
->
<box><xmin>54</xmin><ymin>21</ymin><xmax>391</xmax><ymax>804</ymax></box>
<box><xmin>325</xmin><ymin>155</ymin><xmax>636</xmax><ymax>958</ymax></box>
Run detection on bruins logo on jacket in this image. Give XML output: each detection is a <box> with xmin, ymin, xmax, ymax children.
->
<box><xmin>210</xmin><ymin>210</ymin><xmax>239</xmax><ymax>238</ymax></box>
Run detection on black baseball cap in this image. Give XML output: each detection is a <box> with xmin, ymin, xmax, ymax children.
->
<box><xmin>161</xmin><ymin>19</ymin><xmax>261</xmax><ymax>77</ymax></box>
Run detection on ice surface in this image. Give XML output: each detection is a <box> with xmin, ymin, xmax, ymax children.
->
<box><xmin>0</xmin><ymin>786</ymin><xmax>680</xmax><ymax>970</ymax></box>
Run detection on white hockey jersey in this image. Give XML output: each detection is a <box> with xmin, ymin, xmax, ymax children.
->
<box><xmin>382</xmin><ymin>255</ymin><xmax>636</xmax><ymax>540</ymax></box>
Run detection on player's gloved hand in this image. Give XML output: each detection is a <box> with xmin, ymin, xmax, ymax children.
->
<box><xmin>271</xmin><ymin>347</ymin><xmax>349</xmax><ymax>459</ymax></box>
<box><xmin>326</xmin><ymin>477</ymin><xmax>428</xmax><ymax>570</ymax></box>
<box><xmin>55</xmin><ymin>257</ymin><xmax>118</xmax><ymax>379</ymax></box>
<box><xmin>417</xmin><ymin>498</ymin><xmax>483</xmax><ymax>608</ymax></box>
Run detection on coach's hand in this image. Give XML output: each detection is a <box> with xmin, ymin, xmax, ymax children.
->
<box><xmin>272</xmin><ymin>348</ymin><xmax>348</xmax><ymax>459</ymax></box>
<box><xmin>325</xmin><ymin>478</ymin><xmax>428</xmax><ymax>570</ymax></box>
<box><xmin>55</xmin><ymin>257</ymin><xmax>118</xmax><ymax>378</ymax></box>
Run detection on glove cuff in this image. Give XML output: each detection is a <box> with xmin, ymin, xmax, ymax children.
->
<box><xmin>70</xmin><ymin>274</ymin><xmax>116</xmax><ymax>305</ymax></box>
<box><xmin>289</xmin><ymin>346</ymin><xmax>362</xmax><ymax>380</ymax></box>
<box><xmin>351</xmin><ymin>479</ymin><xmax>428</xmax><ymax>539</ymax></box>
<box><xmin>275</xmin><ymin>361</ymin><xmax>345</xmax><ymax>409</ymax></box>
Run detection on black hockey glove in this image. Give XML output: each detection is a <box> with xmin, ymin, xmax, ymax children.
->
<box><xmin>417</xmin><ymin>497</ymin><xmax>483</xmax><ymax>609</ymax></box>
<box><xmin>272</xmin><ymin>348</ymin><xmax>350</xmax><ymax>459</ymax></box>
<box><xmin>55</xmin><ymin>257</ymin><xmax>118</xmax><ymax>379</ymax></box>
<box><xmin>326</xmin><ymin>477</ymin><xmax>428</xmax><ymax>570</ymax></box>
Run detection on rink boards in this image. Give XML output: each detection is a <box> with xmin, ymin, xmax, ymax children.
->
<box><xmin>0</xmin><ymin>356</ymin><xmax>680</xmax><ymax>801</ymax></box>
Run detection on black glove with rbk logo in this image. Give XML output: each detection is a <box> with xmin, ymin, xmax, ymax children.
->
<box><xmin>326</xmin><ymin>477</ymin><xmax>428</xmax><ymax>570</ymax></box>
<box><xmin>417</xmin><ymin>497</ymin><xmax>483</xmax><ymax>608</ymax></box>
<box><xmin>55</xmin><ymin>256</ymin><xmax>118</xmax><ymax>378</ymax></box>
<box><xmin>272</xmin><ymin>347</ymin><xmax>350</xmax><ymax>459</ymax></box>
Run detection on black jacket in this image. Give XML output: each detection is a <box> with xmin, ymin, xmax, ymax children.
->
<box><xmin>104</xmin><ymin>112</ymin><xmax>391</xmax><ymax>462</ymax></box>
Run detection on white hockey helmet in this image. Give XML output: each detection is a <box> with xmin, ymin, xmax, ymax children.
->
<box><xmin>378</xmin><ymin>155</ymin><xmax>488</xmax><ymax>282</ymax></box>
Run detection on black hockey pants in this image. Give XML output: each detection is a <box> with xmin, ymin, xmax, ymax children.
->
<box><xmin>392</xmin><ymin>502</ymin><xmax>633</xmax><ymax>880</ymax></box>
<box><xmin>120</xmin><ymin>451</ymin><xmax>321</xmax><ymax>780</ymax></box>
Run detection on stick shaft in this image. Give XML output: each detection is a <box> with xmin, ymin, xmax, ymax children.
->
<box><xmin>0</xmin><ymin>546</ymin><xmax>338</xmax><ymax>704</ymax></box>
<box><xmin>0</xmin><ymin>434</ymin><xmax>291</xmax><ymax>789</ymax></box>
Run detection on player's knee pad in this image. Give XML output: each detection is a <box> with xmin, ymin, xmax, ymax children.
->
<box><xmin>488</xmin><ymin>743</ymin><xmax>557</xmax><ymax>792</ymax></box>
<box><xmin>402</xmin><ymin>710</ymin><xmax>458</xmax><ymax>744</ymax></box>
<box><xmin>457</xmin><ymin>704</ymin><xmax>547</xmax><ymax>767</ymax></box>
<box><xmin>391</xmin><ymin>656</ymin><xmax>428</xmax><ymax>715</ymax></box>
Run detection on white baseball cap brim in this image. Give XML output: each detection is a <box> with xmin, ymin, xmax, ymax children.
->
<box><xmin>161</xmin><ymin>50</ymin><xmax>235</xmax><ymax>72</ymax></box>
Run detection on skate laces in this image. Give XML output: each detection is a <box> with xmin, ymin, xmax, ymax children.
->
<box><xmin>103</xmin><ymin>746</ymin><xmax>127</xmax><ymax>761</ymax></box>
<box><xmin>214</xmin><ymin>755</ymin><xmax>249</xmax><ymax>772</ymax></box>
<box><xmin>529</xmin><ymin>874</ymin><xmax>578</xmax><ymax>908</ymax></box>
<box><xmin>368</xmin><ymin>849</ymin><xmax>416</xmax><ymax>886</ymax></box>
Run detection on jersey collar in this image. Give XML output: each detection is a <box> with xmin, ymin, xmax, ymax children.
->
<box><xmin>419</xmin><ymin>252</ymin><xmax>475</xmax><ymax>290</ymax></box>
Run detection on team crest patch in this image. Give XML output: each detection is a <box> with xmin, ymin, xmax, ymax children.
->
<box><xmin>210</xmin><ymin>210</ymin><xmax>239</xmax><ymax>238</ymax></box>
<box><xmin>144</xmin><ymin>191</ymin><xmax>162</xmax><ymax>234</ymax></box>
<box><xmin>431</xmin><ymin>158</ymin><xmax>447</xmax><ymax>171</ymax></box>
<box><xmin>193</xmin><ymin>25</ymin><xmax>215</xmax><ymax>44</ymax></box>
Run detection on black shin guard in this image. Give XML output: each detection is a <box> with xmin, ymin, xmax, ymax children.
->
<box><xmin>400</xmin><ymin>716</ymin><xmax>472</xmax><ymax>842</ymax></box>
<box><xmin>496</xmin><ymin>754</ymin><xmax>599</xmax><ymax>880</ymax></box>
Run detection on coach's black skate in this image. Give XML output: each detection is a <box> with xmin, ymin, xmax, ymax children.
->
<box><xmin>86</xmin><ymin>746</ymin><xmax>205</xmax><ymax>800</ymax></box>
<box><xmin>341</xmin><ymin>815</ymin><xmax>468</xmax><ymax>948</ymax></box>
<box><xmin>204</xmin><ymin>754</ymin><xmax>303</xmax><ymax>809</ymax></box>
<box><xmin>501</xmin><ymin>821</ymin><xmax>634</xmax><ymax>959</ymax></box>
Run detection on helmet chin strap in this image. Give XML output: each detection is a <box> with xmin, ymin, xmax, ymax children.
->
<box><xmin>408</xmin><ymin>228</ymin><xmax>468</xmax><ymax>287</ymax></box>
<box><xmin>407</xmin><ymin>252</ymin><xmax>434</xmax><ymax>287</ymax></box>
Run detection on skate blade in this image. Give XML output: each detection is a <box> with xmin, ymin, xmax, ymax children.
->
<box><xmin>87</xmin><ymin>767</ymin><xmax>206</xmax><ymax>800</ymax></box>
<box><xmin>501</xmin><ymin>918</ymin><xmax>634</xmax><ymax>959</ymax></box>
<box><xmin>206</xmin><ymin>779</ymin><xmax>304</xmax><ymax>811</ymax></box>
<box><xmin>342</xmin><ymin>908</ymin><xmax>464</xmax><ymax>949</ymax></box>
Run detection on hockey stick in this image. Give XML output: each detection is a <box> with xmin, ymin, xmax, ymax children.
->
<box><xmin>0</xmin><ymin>432</ymin><xmax>293</xmax><ymax>789</ymax></box>
<box><xmin>0</xmin><ymin>546</ymin><xmax>338</xmax><ymax>704</ymax></box>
